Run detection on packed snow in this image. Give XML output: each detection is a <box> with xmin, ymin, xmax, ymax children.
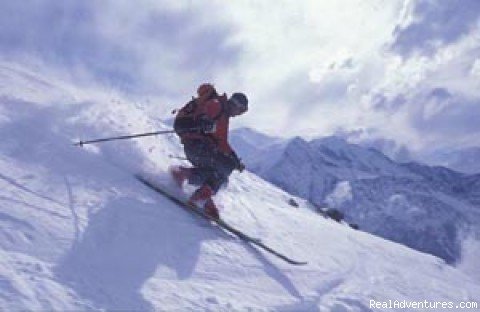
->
<box><xmin>1</xmin><ymin>62</ymin><xmax>480</xmax><ymax>311</ymax></box>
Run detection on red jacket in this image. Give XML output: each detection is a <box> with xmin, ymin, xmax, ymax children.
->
<box><xmin>180</xmin><ymin>96</ymin><xmax>233</xmax><ymax>155</ymax></box>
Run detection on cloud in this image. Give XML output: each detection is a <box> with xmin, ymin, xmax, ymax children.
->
<box><xmin>0</xmin><ymin>0</ymin><xmax>241</xmax><ymax>95</ymax></box>
<box><xmin>471</xmin><ymin>59</ymin><xmax>480</xmax><ymax>77</ymax></box>
<box><xmin>206</xmin><ymin>0</ymin><xmax>405</xmax><ymax>133</ymax></box>
<box><xmin>356</xmin><ymin>11</ymin><xmax>480</xmax><ymax>153</ymax></box>
<box><xmin>391</xmin><ymin>0</ymin><xmax>480</xmax><ymax>57</ymax></box>
<box><xmin>333</xmin><ymin>128</ymin><xmax>413</xmax><ymax>162</ymax></box>
<box><xmin>325</xmin><ymin>181</ymin><xmax>353</xmax><ymax>208</ymax></box>
<box><xmin>409</xmin><ymin>91</ymin><xmax>480</xmax><ymax>144</ymax></box>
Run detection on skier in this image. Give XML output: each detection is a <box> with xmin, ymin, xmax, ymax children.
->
<box><xmin>170</xmin><ymin>83</ymin><xmax>248</xmax><ymax>219</ymax></box>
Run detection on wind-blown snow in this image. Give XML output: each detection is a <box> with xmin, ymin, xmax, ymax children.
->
<box><xmin>1</xmin><ymin>62</ymin><xmax>479</xmax><ymax>311</ymax></box>
<box><xmin>325</xmin><ymin>181</ymin><xmax>353</xmax><ymax>208</ymax></box>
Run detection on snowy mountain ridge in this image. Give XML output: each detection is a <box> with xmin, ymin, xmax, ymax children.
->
<box><xmin>231</xmin><ymin>128</ymin><xmax>480</xmax><ymax>264</ymax></box>
<box><xmin>420</xmin><ymin>146</ymin><xmax>480</xmax><ymax>175</ymax></box>
<box><xmin>1</xmin><ymin>62</ymin><xmax>480</xmax><ymax>311</ymax></box>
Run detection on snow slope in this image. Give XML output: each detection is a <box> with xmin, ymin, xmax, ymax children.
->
<box><xmin>1</xmin><ymin>62</ymin><xmax>480</xmax><ymax>311</ymax></box>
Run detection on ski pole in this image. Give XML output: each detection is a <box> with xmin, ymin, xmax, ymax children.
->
<box><xmin>74</xmin><ymin>130</ymin><xmax>176</xmax><ymax>147</ymax></box>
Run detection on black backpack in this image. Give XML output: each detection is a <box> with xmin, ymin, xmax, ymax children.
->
<box><xmin>173</xmin><ymin>93</ymin><xmax>227</xmax><ymax>136</ymax></box>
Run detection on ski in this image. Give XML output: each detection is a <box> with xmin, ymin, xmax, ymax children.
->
<box><xmin>136</xmin><ymin>175</ymin><xmax>307</xmax><ymax>266</ymax></box>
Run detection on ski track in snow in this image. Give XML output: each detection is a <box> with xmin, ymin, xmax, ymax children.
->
<box><xmin>0</xmin><ymin>62</ymin><xmax>480</xmax><ymax>311</ymax></box>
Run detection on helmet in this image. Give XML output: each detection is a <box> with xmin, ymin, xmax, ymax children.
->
<box><xmin>197</xmin><ymin>83</ymin><xmax>216</xmax><ymax>98</ymax></box>
<box><xmin>229</xmin><ymin>92</ymin><xmax>248</xmax><ymax>114</ymax></box>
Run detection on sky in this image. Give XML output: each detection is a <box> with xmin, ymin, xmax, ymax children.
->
<box><xmin>1</xmin><ymin>0</ymin><xmax>480</xmax><ymax>161</ymax></box>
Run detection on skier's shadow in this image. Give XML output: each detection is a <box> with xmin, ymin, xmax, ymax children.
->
<box><xmin>244</xmin><ymin>243</ymin><xmax>304</xmax><ymax>301</ymax></box>
<box><xmin>55</xmin><ymin>196</ymin><xmax>219</xmax><ymax>311</ymax></box>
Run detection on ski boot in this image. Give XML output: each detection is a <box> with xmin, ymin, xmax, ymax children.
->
<box><xmin>204</xmin><ymin>198</ymin><xmax>220</xmax><ymax>220</ymax></box>
<box><xmin>169</xmin><ymin>166</ymin><xmax>191</xmax><ymax>188</ymax></box>
<box><xmin>188</xmin><ymin>185</ymin><xmax>220</xmax><ymax>220</ymax></box>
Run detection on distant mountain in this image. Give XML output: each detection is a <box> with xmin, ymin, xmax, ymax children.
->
<box><xmin>229</xmin><ymin>127</ymin><xmax>285</xmax><ymax>165</ymax></box>
<box><xmin>231</xmin><ymin>128</ymin><xmax>480</xmax><ymax>263</ymax></box>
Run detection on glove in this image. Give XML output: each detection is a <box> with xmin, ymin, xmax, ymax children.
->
<box><xmin>236</xmin><ymin>161</ymin><xmax>245</xmax><ymax>172</ymax></box>
<box><xmin>197</xmin><ymin>115</ymin><xmax>215</xmax><ymax>133</ymax></box>
<box><xmin>229</xmin><ymin>152</ymin><xmax>245</xmax><ymax>172</ymax></box>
